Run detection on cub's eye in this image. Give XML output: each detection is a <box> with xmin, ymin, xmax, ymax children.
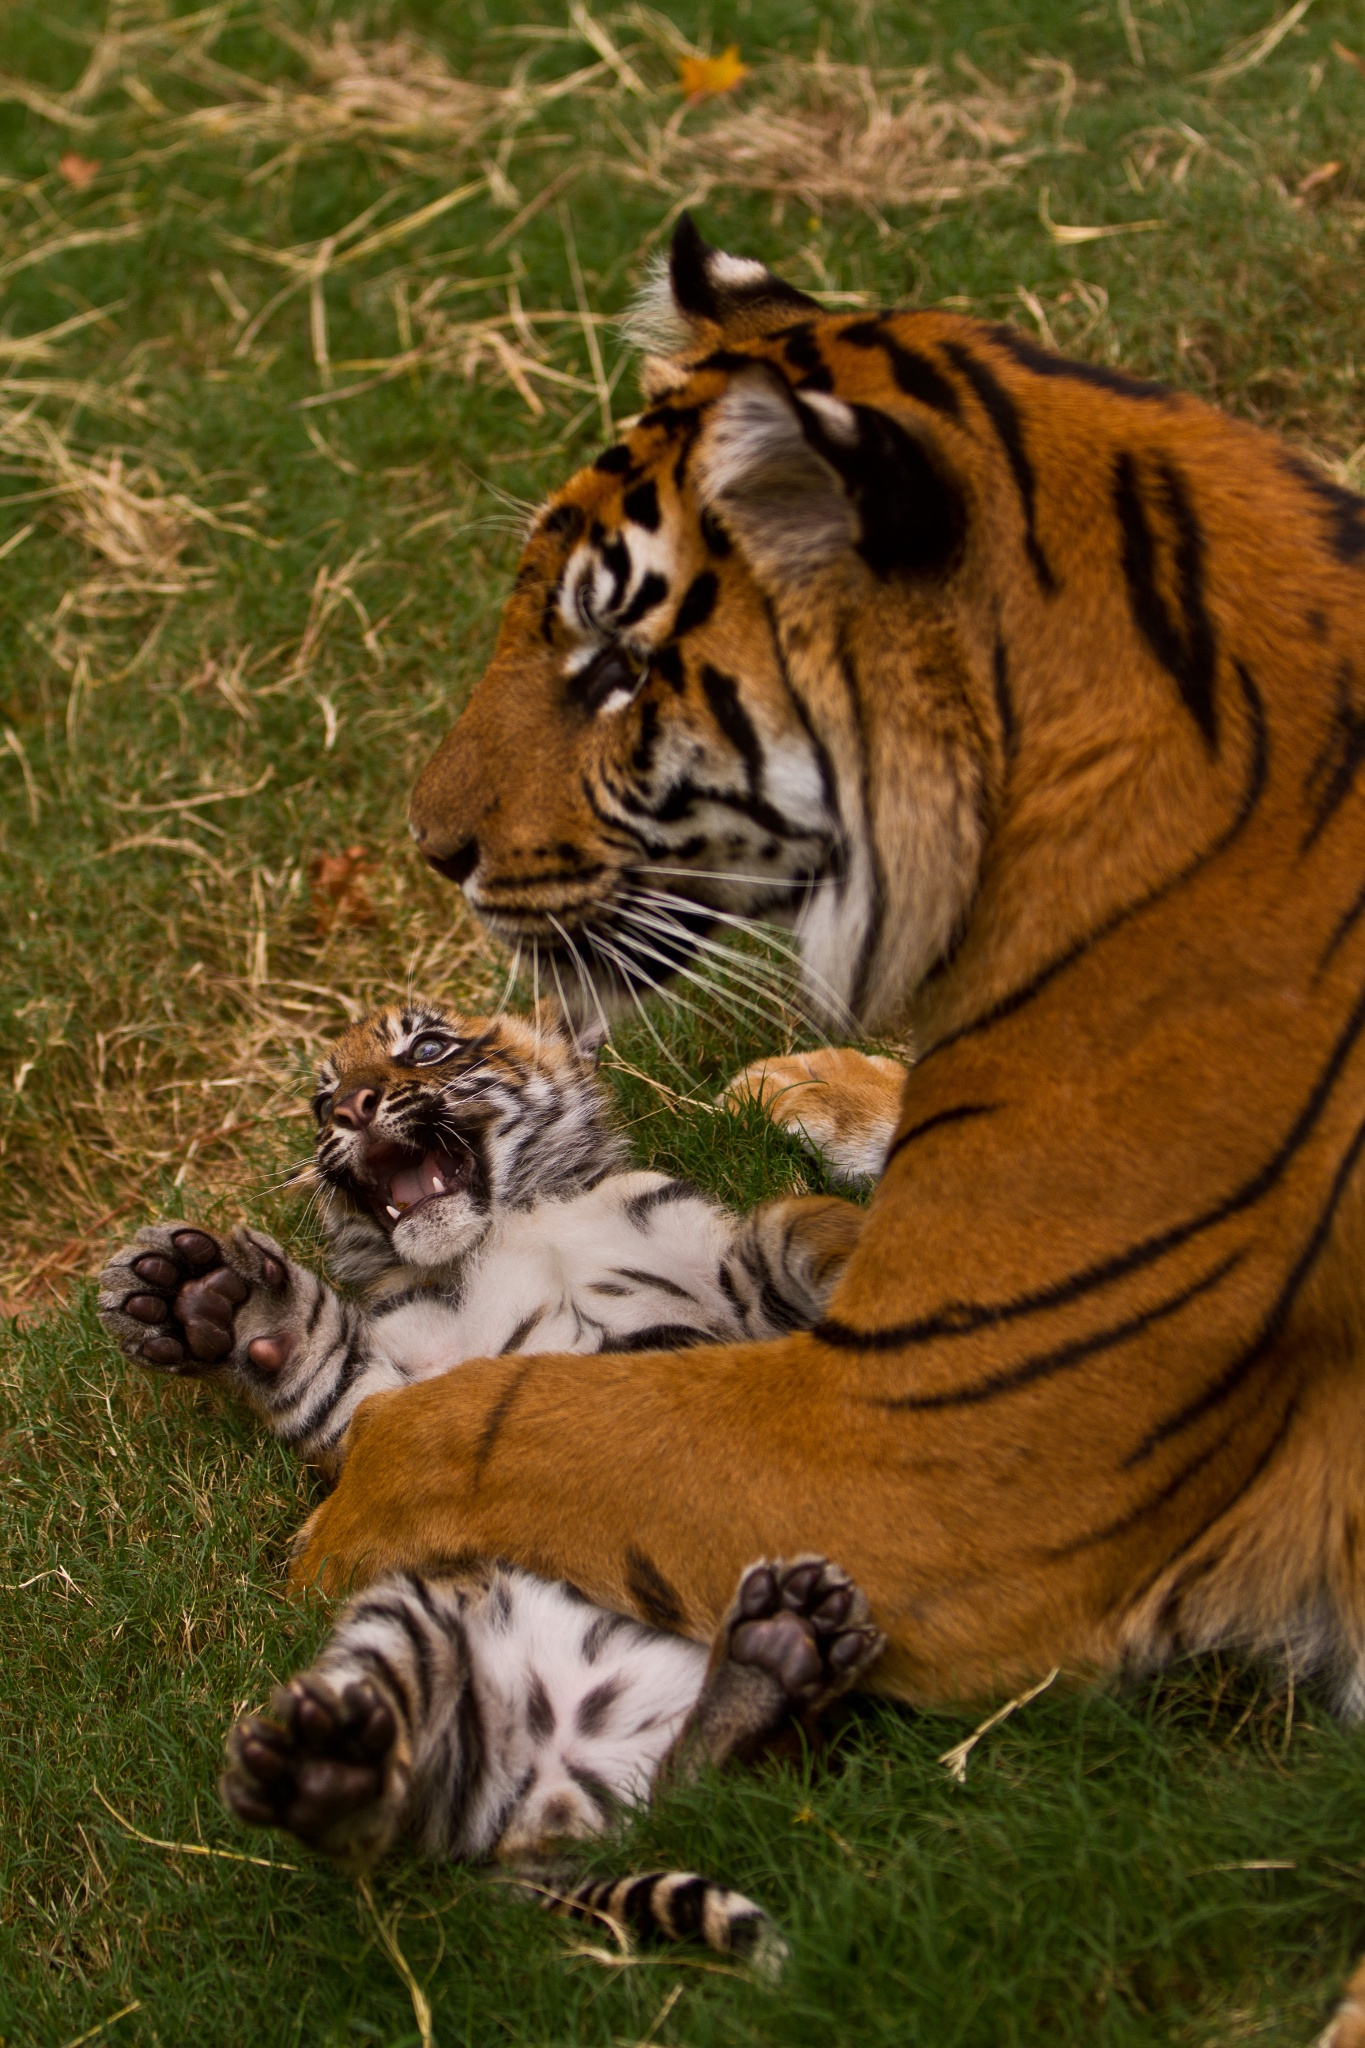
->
<box><xmin>410</xmin><ymin>1036</ymin><xmax>452</xmax><ymax>1065</ymax></box>
<box><xmin>577</xmin><ymin>645</ymin><xmax>645</xmax><ymax>716</ymax></box>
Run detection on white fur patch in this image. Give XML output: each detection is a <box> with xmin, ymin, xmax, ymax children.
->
<box><xmin>709</xmin><ymin>252</ymin><xmax>771</xmax><ymax>288</ymax></box>
<box><xmin>620</xmin><ymin>254</ymin><xmax>691</xmax><ymax>356</ymax></box>
<box><xmin>698</xmin><ymin>372</ymin><xmax>855</xmax><ymax>579</ymax></box>
<box><xmin>795</xmin><ymin>389</ymin><xmax>859</xmax><ymax>444</ymax></box>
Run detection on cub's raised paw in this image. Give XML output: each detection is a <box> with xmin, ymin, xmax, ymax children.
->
<box><xmin>724</xmin><ymin>1555</ymin><xmax>885</xmax><ymax>1713</ymax></box>
<box><xmin>222</xmin><ymin>1673</ymin><xmax>408</xmax><ymax>1866</ymax></box>
<box><xmin>721</xmin><ymin>1049</ymin><xmax>908</xmax><ymax>1181</ymax></box>
<box><xmin>98</xmin><ymin>1223</ymin><xmax>290</xmax><ymax>1377</ymax></box>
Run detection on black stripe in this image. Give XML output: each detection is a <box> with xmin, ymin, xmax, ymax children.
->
<box><xmin>1126</xmin><ymin>1104</ymin><xmax>1365</xmax><ymax>1465</ymax></box>
<box><xmin>1318</xmin><ymin>869</ymin><xmax>1365</xmax><ymax>976</ymax></box>
<box><xmin>656</xmin><ymin>1873</ymin><xmax>711</xmax><ymax>1938</ymax></box>
<box><xmin>883</xmin><ymin>1102</ymin><xmax>997</xmax><ymax>1171</ymax></box>
<box><xmin>1113</xmin><ymin>451</ymin><xmax>1218</xmax><ymax>750</ymax></box>
<box><xmin>942</xmin><ymin>341</ymin><xmax>1055</xmax><ymax>592</ymax></box>
<box><xmin>471</xmin><ymin>1358</ymin><xmax>538</xmax><ymax>1484</ymax></box>
<box><xmin>993</xmin><ymin>635</ymin><xmax>1015</xmax><ymax>761</ymax></box>
<box><xmin>611</xmin><ymin>1266</ymin><xmax>698</xmax><ymax>1302</ymax></box>
<box><xmin>1280</xmin><ymin>453</ymin><xmax>1365</xmax><ymax>565</ymax></box>
<box><xmin>841</xmin><ymin>321</ymin><xmax>962</xmax><ymax>417</ymax></box>
<box><xmin>986</xmin><ymin>325</ymin><xmax>1173</xmax><ymax>403</ymax></box>
<box><xmin>838</xmin><ymin>630</ymin><xmax>886</xmax><ymax>1021</ymax></box>
<box><xmin>500</xmin><ymin>1307</ymin><xmax>545</xmax><ymax>1353</ymax></box>
<box><xmin>928</xmin><ymin>662</ymin><xmax>1265</xmax><ymax>1059</ymax></box>
<box><xmin>622</xmin><ymin>479</ymin><xmax>660</xmax><ymax>530</ymax></box>
<box><xmin>868</xmin><ymin>1250</ymin><xmax>1242</xmax><ymax>1412</ymax></box>
<box><xmin>354</xmin><ymin>1598</ymin><xmax>436</xmax><ymax>1715</ymax></box>
<box><xmin>618</xmin><ymin>571</ymin><xmax>669</xmax><ymax>630</ymax></box>
<box><xmin>354</xmin><ymin>1644</ymin><xmax>417</xmax><ymax>1731</ymax></box>
<box><xmin>565</xmin><ymin>1761</ymin><xmax>617</xmax><ymax>1817</ymax></box>
<box><xmin>824</xmin><ymin>935</ymin><xmax>1365</xmax><ymax>1357</ymax></box>
<box><xmin>624</xmin><ymin>1545</ymin><xmax>685</xmax><ymax>1628</ymax></box>
<box><xmin>626</xmin><ymin>1179</ymin><xmax>702</xmax><ymax>1224</ymax></box>
<box><xmin>614</xmin><ymin>1322</ymin><xmax>709</xmax><ymax>1352</ymax></box>
<box><xmin>700</xmin><ymin>663</ymin><xmax>765</xmax><ymax>790</ymax></box>
<box><xmin>1302</xmin><ymin>659</ymin><xmax>1365</xmax><ymax>851</ymax></box>
<box><xmin>1053</xmin><ymin>1383</ymin><xmax>1300</xmax><ymax>1564</ymax></box>
<box><xmin>672</xmin><ymin>571</ymin><xmax>718</xmax><ymax>639</ymax></box>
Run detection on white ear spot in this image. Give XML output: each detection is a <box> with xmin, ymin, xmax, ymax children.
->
<box><xmin>795</xmin><ymin>390</ymin><xmax>859</xmax><ymax>445</ymax></box>
<box><xmin>709</xmin><ymin>253</ymin><xmax>773</xmax><ymax>288</ymax></box>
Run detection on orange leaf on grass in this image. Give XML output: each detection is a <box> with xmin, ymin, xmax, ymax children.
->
<box><xmin>310</xmin><ymin>845</ymin><xmax>377</xmax><ymax>936</ymax></box>
<box><xmin>678</xmin><ymin>46</ymin><xmax>749</xmax><ymax>104</ymax></box>
<box><xmin>58</xmin><ymin>152</ymin><xmax>101</xmax><ymax>188</ymax></box>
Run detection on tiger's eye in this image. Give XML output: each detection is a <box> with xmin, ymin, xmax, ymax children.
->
<box><xmin>411</xmin><ymin>1037</ymin><xmax>450</xmax><ymax>1064</ymax></box>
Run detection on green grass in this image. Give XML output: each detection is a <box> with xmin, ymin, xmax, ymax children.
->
<box><xmin>2</xmin><ymin>1</ymin><xmax>1364</xmax><ymax>2041</ymax></box>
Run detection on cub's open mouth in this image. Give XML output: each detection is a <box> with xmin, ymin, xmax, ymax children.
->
<box><xmin>361</xmin><ymin>1141</ymin><xmax>478</xmax><ymax>1227</ymax></box>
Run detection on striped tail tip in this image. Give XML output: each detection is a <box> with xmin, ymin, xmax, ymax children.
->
<box><xmin>552</xmin><ymin>1868</ymin><xmax>789</xmax><ymax>1980</ymax></box>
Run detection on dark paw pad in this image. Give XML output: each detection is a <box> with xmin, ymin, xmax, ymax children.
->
<box><xmin>727</xmin><ymin>1555</ymin><xmax>883</xmax><ymax>1706</ymax></box>
<box><xmin>99</xmin><ymin>1225</ymin><xmax>269</xmax><ymax>1376</ymax></box>
<box><xmin>222</xmin><ymin>1675</ymin><xmax>398</xmax><ymax>1853</ymax></box>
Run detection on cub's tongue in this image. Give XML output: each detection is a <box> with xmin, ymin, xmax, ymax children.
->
<box><xmin>389</xmin><ymin>1151</ymin><xmax>452</xmax><ymax>1211</ymax></box>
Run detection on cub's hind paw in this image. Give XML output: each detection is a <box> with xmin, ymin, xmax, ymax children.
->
<box><xmin>725</xmin><ymin>1555</ymin><xmax>884</xmax><ymax>1713</ymax></box>
<box><xmin>98</xmin><ymin>1223</ymin><xmax>289</xmax><ymax>1376</ymax></box>
<box><xmin>222</xmin><ymin>1673</ymin><xmax>407</xmax><ymax>1865</ymax></box>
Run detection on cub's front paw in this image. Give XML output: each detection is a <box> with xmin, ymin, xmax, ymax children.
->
<box><xmin>721</xmin><ymin>1049</ymin><xmax>908</xmax><ymax>1181</ymax></box>
<box><xmin>98</xmin><ymin>1223</ymin><xmax>290</xmax><ymax>1377</ymax></box>
<box><xmin>222</xmin><ymin>1673</ymin><xmax>408</xmax><ymax>1866</ymax></box>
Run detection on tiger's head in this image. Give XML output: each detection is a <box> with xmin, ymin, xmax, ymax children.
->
<box><xmin>303</xmin><ymin>1001</ymin><xmax>621</xmax><ymax>1287</ymax></box>
<box><xmin>410</xmin><ymin>215</ymin><xmax>987</xmax><ymax>1038</ymax></box>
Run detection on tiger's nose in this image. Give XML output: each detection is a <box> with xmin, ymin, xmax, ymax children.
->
<box><xmin>420</xmin><ymin>835</ymin><xmax>479</xmax><ymax>886</ymax></box>
<box><xmin>333</xmin><ymin>1086</ymin><xmax>382</xmax><ymax>1130</ymax></box>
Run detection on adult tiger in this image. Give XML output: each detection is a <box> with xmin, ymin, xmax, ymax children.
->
<box><xmin>292</xmin><ymin>217</ymin><xmax>1365</xmax><ymax>2032</ymax></box>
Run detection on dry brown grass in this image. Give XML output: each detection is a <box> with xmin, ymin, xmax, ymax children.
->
<box><xmin>659</xmin><ymin>53</ymin><xmax>1083</xmax><ymax>228</ymax></box>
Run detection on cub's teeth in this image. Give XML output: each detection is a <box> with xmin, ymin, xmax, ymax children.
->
<box><xmin>386</xmin><ymin>1204</ymin><xmax>401</xmax><ymax>1220</ymax></box>
<box><xmin>431</xmin><ymin>1175</ymin><xmax>446</xmax><ymax>1193</ymax></box>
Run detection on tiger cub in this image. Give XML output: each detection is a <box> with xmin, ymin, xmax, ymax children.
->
<box><xmin>97</xmin><ymin>1001</ymin><xmax>878</xmax><ymax>1957</ymax></box>
<box><xmin>98</xmin><ymin>1000</ymin><xmax>861</xmax><ymax>1476</ymax></box>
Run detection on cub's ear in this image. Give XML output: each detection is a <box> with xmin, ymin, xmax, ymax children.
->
<box><xmin>697</xmin><ymin>367</ymin><xmax>966</xmax><ymax>590</ymax></box>
<box><xmin>534</xmin><ymin>996</ymin><xmax>608</xmax><ymax>1065</ymax></box>
<box><xmin>626</xmin><ymin>213</ymin><xmax>820</xmax><ymax>364</ymax></box>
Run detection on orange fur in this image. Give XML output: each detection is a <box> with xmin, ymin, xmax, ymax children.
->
<box><xmin>290</xmin><ymin>222</ymin><xmax>1365</xmax><ymax>2024</ymax></box>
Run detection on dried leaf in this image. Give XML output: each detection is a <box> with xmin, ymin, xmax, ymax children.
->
<box><xmin>58</xmin><ymin>151</ymin><xmax>101</xmax><ymax>187</ymax></box>
<box><xmin>310</xmin><ymin>846</ymin><xmax>377</xmax><ymax>935</ymax></box>
<box><xmin>679</xmin><ymin>46</ymin><xmax>749</xmax><ymax>104</ymax></box>
<box><xmin>1296</xmin><ymin>159</ymin><xmax>1341</xmax><ymax>196</ymax></box>
<box><xmin>1334</xmin><ymin>39</ymin><xmax>1365</xmax><ymax>78</ymax></box>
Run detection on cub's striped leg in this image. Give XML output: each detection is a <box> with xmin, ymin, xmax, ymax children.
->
<box><xmin>98</xmin><ymin>1222</ymin><xmax>400</xmax><ymax>1471</ymax></box>
<box><xmin>222</xmin><ymin>1573</ymin><xmax>481</xmax><ymax>1866</ymax></box>
<box><xmin>722</xmin><ymin>1194</ymin><xmax>867</xmax><ymax>1335</ymax></box>
<box><xmin>661</xmin><ymin>1555</ymin><xmax>885</xmax><ymax>1785</ymax></box>
<box><xmin>722</xmin><ymin>1049</ymin><xmax>910</xmax><ymax>1182</ymax></box>
<box><xmin>547</xmin><ymin>1869</ymin><xmax>788</xmax><ymax>1980</ymax></box>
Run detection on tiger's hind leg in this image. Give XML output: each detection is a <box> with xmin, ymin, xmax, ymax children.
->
<box><xmin>660</xmin><ymin>1554</ymin><xmax>885</xmax><ymax>1784</ymax></box>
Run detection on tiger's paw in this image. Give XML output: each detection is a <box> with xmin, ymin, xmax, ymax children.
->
<box><xmin>98</xmin><ymin>1223</ymin><xmax>294</xmax><ymax>1378</ymax></box>
<box><xmin>721</xmin><ymin>1049</ymin><xmax>908</xmax><ymax>1181</ymax></box>
<box><xmin>222</xmin><ymin>1673</ymin><xmax>409</xmax><ymax>1867</ymax></box>
<box><xmin>724</xmin><ymin>1555</ymin><xmax>885</xmax><ymax>1715</ymax></box>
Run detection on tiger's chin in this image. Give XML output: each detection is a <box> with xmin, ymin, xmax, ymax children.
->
<box><xmin>388</xmin><ymin>1195</ymin><xmax>491</xmax><ymax>1270</ymax></box>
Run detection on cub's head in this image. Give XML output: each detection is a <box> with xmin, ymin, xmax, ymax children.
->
<box><xmin>303</xmin><ymin>1002</ymin><xmax>621</xmax><ymax>1284</ymax></box>
<box><xmin>411</xmin><ymin>215</ymin><xmax>985</xmax><ymax>1037</ymax></box>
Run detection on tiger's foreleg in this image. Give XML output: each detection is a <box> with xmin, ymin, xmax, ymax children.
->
<box><xmin>98</xmin><ymin>1223</ymin><xmax>402</xmax><ymax>1472</ymax></box>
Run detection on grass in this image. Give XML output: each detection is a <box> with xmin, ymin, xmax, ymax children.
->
<box><xmin>0</xmin><ymin>0</ymin><xmax>1363</xmax><ymax>2041</ymax></box>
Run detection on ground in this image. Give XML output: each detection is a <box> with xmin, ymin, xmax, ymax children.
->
<box><xmin>1</xmin><ymin>2</ymin><xmax>1363</xmax><ymax>2042</ymax></box>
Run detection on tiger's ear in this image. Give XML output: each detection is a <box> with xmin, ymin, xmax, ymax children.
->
<box><xmin>627</xmin><ymin>213</ymin><xmax>819</xmax><ymax>371</ymax></box>
<box><xmin>697</xmin><ymin>367</ymin><xmax>967</xmax><ymax>590</ymax></box>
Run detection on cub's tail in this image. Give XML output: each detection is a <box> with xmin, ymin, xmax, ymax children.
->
<box><xmin>539</xmin><ymin>1867</ymin><xmax>788</xmax><ymax>1980</ymax></box>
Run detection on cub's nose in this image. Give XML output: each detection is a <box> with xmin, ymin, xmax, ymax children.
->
<box><xmin>332</xmin><ymin>1085</ymin><xmax>382</xmax><ymax>1130</ymax></box>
